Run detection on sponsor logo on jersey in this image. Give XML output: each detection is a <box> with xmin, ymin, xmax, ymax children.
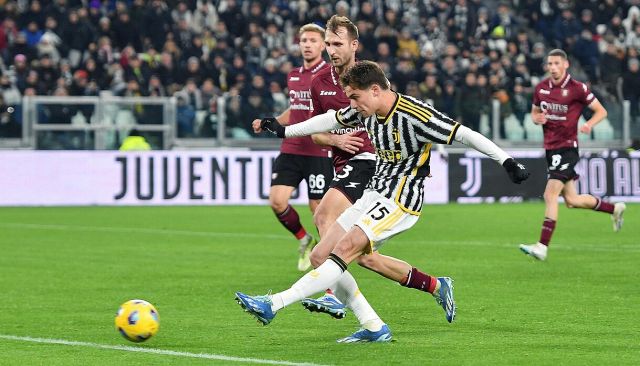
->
<box><xmin>290</xmin><ymin>103</ymin><xmax>311</xmax><ymax>111</ymax></box>
<box><xmin>345</xmin><ymin>182</ymin><xmax>360</xmax><ymax>188</ymax></box>
<box><xmin>376</xmin><ymin>149</ymin><xmax>403</xmax><ymax>162</ymax></box>
<box><xmin>320</xmin><ymin>90</ymin><xmax>337</xmax><ymax>96</ymax></box>
<box><xmin>540</xmin><ymin>101</ymin><xmax>568</xmax><ymax>114</ymax></box>
<box><xmin>290</xmin><ymin>90</ymin><xmax>312</xmax><ymax>100</ymax></box>
<box><xmin>330</xmin><ymin>126</ymin><xmax>367</xmax><ymax>134</ymax></box>
<box><xmin>540</xmin><ymin>89</ymin><xmax>550</xmax><ymax>95</ymax></box>
<box><xmin>289</xmin><ymin>76</ymin><xmax>300</xmax><ymax>81</ymax></box>
<box><xmin>289</xmin><ymin>89</ymin><xmax>312</xmax><ymax>110</ymax></box>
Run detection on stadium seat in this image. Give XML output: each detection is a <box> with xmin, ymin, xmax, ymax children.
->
<box><xmin>523</xmin><ymin>113</ymin><xmax>543</xmax><ymax>142</ymax></box>
<box><xmin>71</xmin><ymin>111</ymin><xmax>87</xmax><ymax>125</ymax></box>
<box><xmin>504</xmin><ymin>114</ymin><xmax>525</xmax><ymax>141</ymax></box>
<box><xmin>115</xmin><ymin>109</ymin><xmax>137</xmax><ymax>145</ymax></box>
<box><xmin>194</xmin><ymin>110</ymin><xmax>208</xmax><ymax>135</ymax></box>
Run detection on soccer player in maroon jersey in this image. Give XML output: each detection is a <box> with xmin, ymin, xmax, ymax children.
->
<box><xmin>251</xmin><ymin>24</ymin><xmax>334</xmax><ymax>271</ymax></box>
<box><xmin>298</xmin><ymin>15</ymin><xmax>461</xmax><ymax>327</ymax></box>
<box><xmin>519</xmin><ymin>49</ymin><xmax>626</xmax><ymax>261</ymax></box>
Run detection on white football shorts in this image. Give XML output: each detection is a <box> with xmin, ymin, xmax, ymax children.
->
<box><xmin>336</xmin><ymin>189</ymin><xmax>420</xmax><ymax>253</ymax></box>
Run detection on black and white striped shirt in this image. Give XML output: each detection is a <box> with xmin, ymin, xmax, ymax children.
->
<box><xmin>336</xmin><ymin>93</ymin><xmax>460</xmax><ymax>215</ymax></box>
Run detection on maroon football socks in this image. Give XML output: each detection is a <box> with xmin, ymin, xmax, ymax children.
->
<box><xmin>275</xmin><ymin>205</ymin><xmax>308</xmax><ymax>240</ymax></box>
<box><xmin>401</xmin><ymin>267</ymin><xmax>437</xmax><ymax>294</ymax></box>
<box><xmin>539</xmin><ymin>217</ymin><xmax>556</xmax><ymax>246</ymax></box>
<box><xmin>593</xmin><ymin>197</ymin><xmax>615</xmax><ymax>214</ymax></box>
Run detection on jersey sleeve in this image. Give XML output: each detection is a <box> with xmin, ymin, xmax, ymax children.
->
<box><xmin>335</xmin><ymin>106</ymin><xmax>361</xmax><ymax>128</ymax></box>
<box><xmin>578</xmin><ymin>81</ymin><xmax>597</xmax><ymax>106</ymax></box>
<box><xmin>412</xmin><ymin>104</ymin><xmax>461</xmax><ymax>145</ymax></box>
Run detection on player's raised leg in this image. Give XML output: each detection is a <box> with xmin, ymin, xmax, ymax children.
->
<box><xmin>560</xmin><ymin>180</ymin><xmax>626</xmax><ymax>232</ymax></box>
<box><xmin>358</xmin><ymin>253</ymin><xmax>456</xmax><ymax>322</ymax></box>
<box><xmin>236</xmin><ymin>221</ymin><xmax>392</xmax><ymax>342</ymax></box>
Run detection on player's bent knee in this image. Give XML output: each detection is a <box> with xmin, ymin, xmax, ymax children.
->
<box><xmin>312</xmin><ymin>210</ymin><xmax>328</xmax><ymax>233</ymax></box>
<box><xmin>269</xmin><ymin>199</ymin><xmax>289</xmax><ymax>214</ymax></box>
<box><xmin>309</xmin><ymin>247</ymin><xmax>325</xmax><ymax>268</ymax></box>
<box><xmin>334</xmin><ymin>238</ymin><xmax>366</xmax><ymax>264</ymax></box>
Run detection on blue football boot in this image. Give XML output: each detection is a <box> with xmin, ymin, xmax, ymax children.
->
<box><xmin>336</xmin><ymin>324</ymin><xmax>392</xmax><ymax>343</ymax></box>
<box><xmin>301</xmin><ymin>294</ymin><xmax>347</xmax><ymax>319</ymax></box>
<box><xmin>235</xmin><ymin>292</ymin><xmax>276</xmax><ymax>325</ymax></box>
<box><xmin>433</xmin><ymin>277</ymin><xmax>456</xmax><ymax>323</ymax></box>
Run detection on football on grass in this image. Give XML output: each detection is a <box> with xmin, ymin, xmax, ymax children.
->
<box><xmin>115</xmin><ymin>299</ymin><xmax>159</xmax><ymax>342</ymax></box>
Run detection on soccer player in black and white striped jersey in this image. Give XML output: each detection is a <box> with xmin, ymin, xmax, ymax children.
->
<box><xmin>235</xmin><ymin>61</ymin><xmax>529</xmax><ymax>338</ymax></box>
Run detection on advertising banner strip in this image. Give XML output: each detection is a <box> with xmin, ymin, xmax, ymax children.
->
<box><xmin>0</xmin><ymin>150</ymin><xmax>449</xmax><ymax>206</ymax></box>
<box><xmin>448</xmin><ymin>150</ymin><xmax>640</xmax><ymax>203</ymax></box>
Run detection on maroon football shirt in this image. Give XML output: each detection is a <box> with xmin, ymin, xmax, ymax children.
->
<box><xmin>532</xmin><ymin>74</ymin><xmax>597</xmax><ymax>150</ymax></box>
<box><xmin>309</xmin><ymin>66</ymin><xmax>375</xmax><ymax>171</ymax></box>
<box><xmin>280</xmin><ymin>60</ymin><xmax>331</xmax><ymax>157</ymax></box>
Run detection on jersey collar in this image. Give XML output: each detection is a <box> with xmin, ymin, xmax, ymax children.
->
<box><xmin>330</xmin><ymin>66</ymin><xmax>339</xmax><ymax>86</ymax></box>
<box><xmin>377</xmin><ymin>92</ymin><xmax>400</xmax><ymax>123</ymax></box>
<box><xmin>548</xmin><ymin>73</ymin><xmax>571</xmax><ymax>89</ymax></box>
<box><xmin>300</xmin><ymin>60</ymin><xmax>327</xmax><ymax>74</ymax></box>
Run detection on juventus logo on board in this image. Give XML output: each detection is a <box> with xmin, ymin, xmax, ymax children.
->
<box><xmin>460</xmin><ymin>157</ymin><xmax>482</xmax><ymax>196</ymax></box>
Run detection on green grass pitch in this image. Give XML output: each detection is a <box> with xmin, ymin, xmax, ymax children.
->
<box><xmin>0</xmin><ymin>203</ymin><xmax>638</xmax><ymax>365</ymax></box>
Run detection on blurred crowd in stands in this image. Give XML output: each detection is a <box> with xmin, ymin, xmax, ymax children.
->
<box><xmin>1</xmin><ymin>0</ymin><xmax>640</xmax><ymax>143</ymax></box>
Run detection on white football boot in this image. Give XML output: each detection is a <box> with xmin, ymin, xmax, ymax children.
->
<box><xmin>519</xmin><ymin>242</ymin><xmax>548</xmax><ymax>261</ymax></box>
<box><xmin>612</xmin><ymin>202</ymin><xmax>626</xmax><ymax>232</ymax></box>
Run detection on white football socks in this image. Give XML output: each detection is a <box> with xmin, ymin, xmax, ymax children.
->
<box><xmin>271</xmin><ymin>259</ymin><xmax>344</xmax><ymax>312</ymax></box>
<box><xmin>333</xmin><ymin>271</ymin><xmax>384</xmax><ymax>331</ymax></box>
<box><xmin>269</xmin><ymin>259</ymin><xmax>385</xmax><ymax>332</ymax></box>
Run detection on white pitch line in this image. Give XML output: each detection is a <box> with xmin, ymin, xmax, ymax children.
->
<box><xmin>0</xmin><ymin>222</ymin><xmax>637</xmax><ymax>253</ymax></box>
<box><xmin>0</xmin><ymin>334</ymin><xmax>330</xmax><ymax>366</ymax></box>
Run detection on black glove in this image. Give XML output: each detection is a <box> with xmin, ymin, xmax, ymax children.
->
<box><xmin>260</xmin><ymin>117</ymin><xmax>286</xmax><ymax>138</ymax></box>
<box><xmin>503</xmin><ymin>158</ymin><xmax>530</xmax><ymax>184</ymax></box>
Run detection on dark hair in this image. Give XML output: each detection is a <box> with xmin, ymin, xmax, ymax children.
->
<box><xmin>547</xmin><ymin>49</ymin><xmax>568</xmax><ymax>59</ymax></box>
<box><xmin>340</xmin><ymin>60</ymin><xmax>390</xmax><ymax>90</ymax></box>
<box><xmin>326</xmin><ymin>15</ymin><xmax>359</xmax><ymax>40</ymax></box>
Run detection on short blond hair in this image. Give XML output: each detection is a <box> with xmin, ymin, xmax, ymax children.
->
<box><xmin>299</xmin><ymin>23</ymin><xmax>325</xmax><ymax>38</ymax></box>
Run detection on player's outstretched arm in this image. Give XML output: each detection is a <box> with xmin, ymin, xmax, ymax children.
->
<box><xmin>453</xmin><ymin>125</ymin><xmax>530</xmax><ymax>184</ymax></box>
<box><xmin>312</xmin><ymin>132</ymin><xmax>364</xmax><ymax>154</ymax></box>
<box><xmin>252</xmin><ymin>109</ymin><xmax>290</xmax><ymax>134</ymax></box>
<box><xmin>258</xmin><ymin>110</ymin><xmax>341</xmax><ymax>138</ymax></box>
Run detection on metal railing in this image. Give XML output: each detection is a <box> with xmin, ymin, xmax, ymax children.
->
<box><xmin>8</xmin><ymin>95</ymin><xmax>175</xmax><ymax>150</ymax></box>
<box><xmin>0</xmin><ymin>95</ymin><xmax>634</xmax><ymax>150</ymax></box>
